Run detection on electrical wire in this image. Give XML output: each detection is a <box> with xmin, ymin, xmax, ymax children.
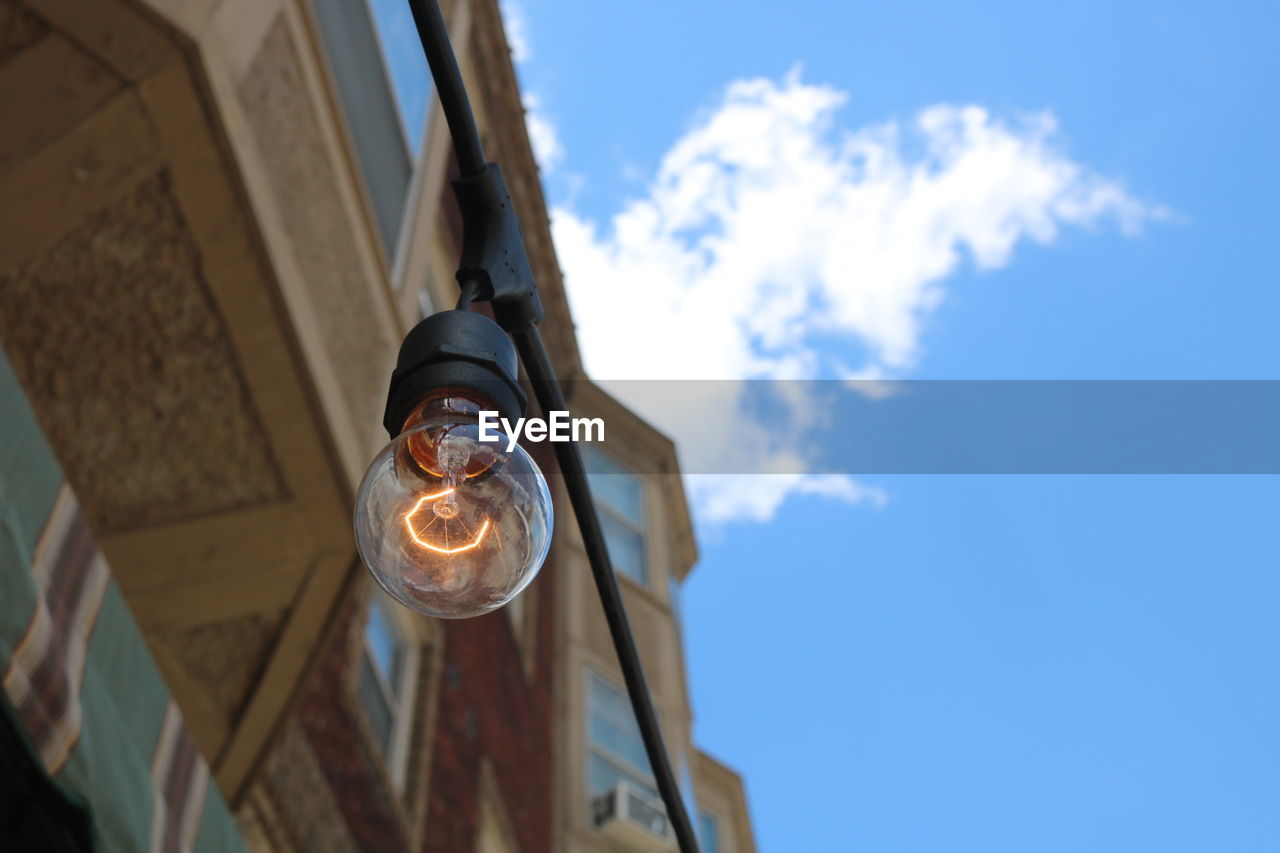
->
<box><xmin>405</xmin><ymin>2</ymin><xmax>700</xmax><ymax>848</ymax></box>
<box><xmin>512</xmin><ymin>328</ymin><xmax>701</xmax><ymax>853</ymax></box>
<box><xmin>455</xmin><ymin>278</ymin><xmax>481</xmax><ymax>310</ymax></box>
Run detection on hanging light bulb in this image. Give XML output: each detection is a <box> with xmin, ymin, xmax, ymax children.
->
<box><xmin>354</xmin><ymin>310</ymin><xmax>552</xmax><ymax>618</ymax></box>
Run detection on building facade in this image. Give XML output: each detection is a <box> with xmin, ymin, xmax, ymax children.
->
<box><xmin>0</xmin><ymin>0</ymin><xmax>754</xmax><ymax>850</ymax></box>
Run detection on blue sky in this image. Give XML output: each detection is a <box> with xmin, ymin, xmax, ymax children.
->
<box><xmin>491</xmin><ymin>1</ymin><xmax>1280</xmax><ymax>849</ymax></box>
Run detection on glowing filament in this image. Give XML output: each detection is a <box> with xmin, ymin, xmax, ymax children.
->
<box><xmin>403</xmin><ymin>488</ymin><xmax>492</xmax><ymax>553</ymax></box>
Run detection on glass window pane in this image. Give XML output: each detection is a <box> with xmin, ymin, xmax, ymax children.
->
<box><xmin>589</xmin><ymin>674</ymin><xmax>652</xmax><ymax>775</ymax></box>
<box><xmin>698</xmin><ymin>811</ymin><xmax>720</xmax><ymax>853</ymax></box>
<box><xmin>311</xmin><ymin>0</ymin><xmax>414</xmax><ymax>255</ymax></box>
<box><xmin>588</xmin><ymin>752</ymin><xmax>658</xmax><ymax>801</ymax></box>
<box><xmin>364</xmin><ymin>600</ymin><xmax>401</xmax><ymax>690</ymax></box>
<box><xmin>600</xmin><ymin>512</ymin><xmax>647</xmax><ymax>584</ymax></box>
<box><xmin>366</xmin><ymin>0</ymin><xmax>433</xmax><ymax>155</ymax></box>
<box><xmin>358</xmin><ymin>657</ymin><xmax>394</xmax><ymax>750</ymax></box>
<box><xmin>586</xmin><ymin>449</ymin><xmax>645</xmax><ymax>526</ymax></box>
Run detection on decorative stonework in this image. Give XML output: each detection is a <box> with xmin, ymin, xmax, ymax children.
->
<box><xmin>155</xmin><ymin>610</ymin><xmax>284</xmax><ymax>727</ymax></box>
<box><xmin>0</xmin><ymin>0</ymin><xmax>47</xmax><ymax>66</ymax></box>
<box><xmin>259</xmin><ymin>718</ymin><xmax>361</xmax><ymax>852</ymax></box>
<box><xmin>286</xmin><ymin>586</ymin><xmax>442</xmax><ymax>852</ymax></box>
<box><xmin>0</xmin><ymin>170</ymin><xmax>289</xmax><ymax>534</ymax></box>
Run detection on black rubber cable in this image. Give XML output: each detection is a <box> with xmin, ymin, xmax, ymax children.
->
<box><xmin>512</xmin><ymin>328</ymin><xmax>701</xmax><ymax>853</ymax></box>
<box><xmin>403</xmin><ymin>3</ymin><xmax>700</xmax><ymax>849</ymax></box>
<box><xmin>455</xmin><ymin>278</ymin><xmax>480</xmax><ymax>309</ymax></box>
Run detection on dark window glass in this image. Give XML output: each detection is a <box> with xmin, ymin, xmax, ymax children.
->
<box><xmin>586</xmin><ymin>448</ymin><xmax>648</xmax><ymax>584</ymax></box>
<box><xmin>589</xmin><ymin>752</ymin><xmax>659</xmax><ymax>801</ymax></box>
<box><xmin>586</xmin><ymin>448</ymin><xmax>645</xmax><ymax>524</ymax></box>
<box><xmin>311</xmin><ymin>0</ymin><xmax>430</xmax><ymax>257</ymax></box>
<box><xmin>367</xmin><ymin>0</ymin><xmax>432</xmax><ymax>155</ymax></box>
<box><xmin>587</xmin><ymin>672</ymin><xmax>659</xmax><ymax>804</ymax></box>
<box><xmin>358</xmin><ymin>655</ymin><xmax>394</xmax><ymax>750</ymax></box>
<box><xmin>600</xmin><ymin>512</ymin><xmax>647</xmax><ymax>584</ymax></box>
<box><xmin>698</xmin><ymin>811</ymin><xmax>720</xmax><ymax>853</ymax></box>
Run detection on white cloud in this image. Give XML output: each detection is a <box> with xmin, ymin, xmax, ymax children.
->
<box><xmin>688</xmin><ymin>474</ymin><xmax>888</xmax><ymax>526</ymax></box>
<box><xmin>500</xmin><ymin>3</ymin><xmax>562</xmax><ymax>175</ymax></box>
<box><xmin>547</xmin><ymin>70</ymin><xmax>1166</xmax><ymax>524</ymax></box>
<box><xmin>554</xmin><ymin>69</ymin><xmax>1166</xmax><ymax>384</ymax></box>
<box><xmin>499</xmin><ymin>1</ymin><xmax>531</xmax><ymax>64</ymax></box>
<box><xmin>523</xmin><ymin>93</ymin><xmax>563</xmax><ymax>173</ymax></box>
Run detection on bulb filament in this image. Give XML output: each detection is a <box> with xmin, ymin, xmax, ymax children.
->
<box><xmin>404</xmin><ymin>488</ymin><xmax>491</xmax><ymax>554</ymax></box>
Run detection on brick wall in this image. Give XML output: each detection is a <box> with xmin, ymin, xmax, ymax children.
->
<box><xmin>293</xmin><ymin>602</ymin><xmax>413</xmax><ymax>852</ymax></box>
<box><xmin>424</xmin><ymin>441</ymin><xmax>559</xmax><ymax>853</ymax></box>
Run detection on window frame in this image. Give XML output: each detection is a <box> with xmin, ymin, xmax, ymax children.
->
<box><xmin>358</xmin><ymin>593</ymin><xmax>422</xmax><ymax>791</ymax></box>
<box><xmin>697</xmin><ymin>808</ymin><xmax>722</xmax><ymax>853</ymax></box>
<box><xmin>308</xmin><ymin>0</ymin><xmax>436</xmax><ymax>275</ymax></box>
<box><xmin>585</xmin><ymin>668</ymin><xmax>660</xmax><ymax>806</ymax></box>
<box><xmin>362</xmin><ymin>0</ymin><xmax>424</xmax><ymax>162</ymax></box>
<box><xmin>354</xmin><ymin>0</ymin><xmax>437</xmax><ymax>287</ymax></box>
<box><xmin>585</xmin><ymin>447</ymin><xmax>651</xmax><ymax>586</ymax></box>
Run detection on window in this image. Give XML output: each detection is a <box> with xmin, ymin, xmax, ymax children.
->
<box><xmin>311</xmin><ymin>0</ymin><xmax>434</xmax><ymax>260</ymax></box>
<box><xmin>587</xmin><ymin>671</ymin><xmax>657</xmax><ymax>803</ymax></box>
<box><xmin>365</xmin><ymin>0</ymin><xmax>432</xmax><ymax>156</ymax></box>
<box><xmin>357</xmin><ymin>595</ymin><xmax>419</xmax><ymax>786</ymax></box>
<box><xmin>697</xmin><ymin>810</ymin><xmax>721</xmax><ymax>853</ymax></box>
<box><xmin>585</xmin><ymin>448</ymin><xmax>648</xmax><ymax>585</ymax></box>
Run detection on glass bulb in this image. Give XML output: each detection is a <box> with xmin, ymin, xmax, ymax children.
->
<box><xmin>354</xmin><ymin>395</ymin><xmax>553</xmax><ymax>618</ymax></box>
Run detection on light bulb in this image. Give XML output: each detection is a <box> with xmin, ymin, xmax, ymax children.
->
<box><xmin>355</xmin><ymin>394</ymin><xmax>553</xmax><ymax>619</ymax></box>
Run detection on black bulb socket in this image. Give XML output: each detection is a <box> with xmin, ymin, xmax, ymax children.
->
<box><xmin>382</xmin><ymin>309</ymin><xmax>526</xmax><ymax>437</ymax></box>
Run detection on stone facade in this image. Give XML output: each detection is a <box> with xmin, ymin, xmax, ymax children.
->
<box><xmin>0</xmin><ymin>0</ymin><xmax>757</xmax><ymax>850</ymax></box>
